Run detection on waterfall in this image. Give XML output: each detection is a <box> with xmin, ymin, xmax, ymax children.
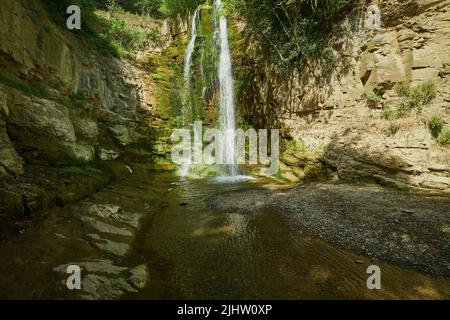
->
<box><xmin>183</xmin><ymin>7</ymin><xmax>200</xmax><ymax>103</ymax></box>
<box><xmin>183</xmin><ymin>7</ymin><xmax>200</xmax><ymax>115</ymax></box>
<box><xmin>180</xmin><ymin>7</ymin><xmax>200</xmax><ymax>178</ymax></box>
<box><xmin>179</xmin><ymin>3</ymin><xmax>241</xmax><ymax>178</ymax></box>
<box><xmin>215</xmin><ymin>0</ymin><xmax>237</xmax><ymax>176</ymax></box>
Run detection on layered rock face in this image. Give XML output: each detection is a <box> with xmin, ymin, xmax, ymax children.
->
<box><xmin>238</xmin><ymin>0</ymin><xmax>450</xmax><ymax>190</ymax></box>
<box><xmin>0</xmin><ymin>0</ymin><xmax>169</xmax><ymax>235</ymax></box>
<box><xmin>0</xmin><ymin>0</ymin><xmax>159</xmax><ymax>178</ymax></box>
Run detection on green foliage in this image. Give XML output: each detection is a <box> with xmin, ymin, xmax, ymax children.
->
<box><xmin>438</xmin><ymin>129</ymin><xmax>450</xmax><ymax>146</ymax></box>
<box><xmin>380</xmin><ymin>106</ymin><xmax>400</xmax><ymax>121</ymax></box>
<box><xmin>225</xmin><ymin>0</ymin><xmax>356</xmax><ymax>74</ymax></box>
<box><xmin>39</xmin><ymin>0</ymin><xmax>97</xmax><ymax>29</ymax></box>
<box><xmin>364</xmin><ymin>90</ymin><xmax>381</xmax><ymax>106</ymax></box>
<box><xmin>69</xmin><ymin>91</ymin><xmax>88</xmax><ymax>109</ymax></box>
<box><xmin>40</xmin><ymin>0</ymin><xmax>160</xmax><ymax>58</ymax></box>
<box><xmin>387</xmin><ymin>122</ymin><xmax>400</xmax><ymax>136</ymax></box>
<box><xmin>0</xmin><ymin>74</ymin><xmax>48</xmax><ymax>98</ymax></box>
<box><xmin>102</xmin><ymin>15</ymin><xmax>142</xmax><ymax>52</ymax></box>
<box><xmin>107</xmin><ymin>0</ymin><xmax>164</xmax><ymax>19</ymax></box>
<box><xmin>429</xmin><ymin>115</ymin><xmax>445</xmax><ymax>138</ymax></box>
<box><xmin>394</xmin><ymin>80</ymin><xmax>436</xmax><ymax>112</ymax></box>
<box><xmin>394</xmin><ymin>82</ymin><xmax>410</xmax><ymax>97</ymax></box>
<box><xmin>134</xmin><ymin>0</ymin><xmax>163</xmax><ymax>18</ymax></box>
<box><xmin>160</xmin><ymin>0</ymin><xmax>204</xmax><ymax>17</ymax></box>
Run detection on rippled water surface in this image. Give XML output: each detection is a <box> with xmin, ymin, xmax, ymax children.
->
<box><xmin>1</xmin><ymin>168</ymin><xmax>449</xmax><ymax>299</ymax></box>
<box><xmin>123</xmin><ymin>173</ymin><xmax>450</xmax><ymax>299</ymax></box>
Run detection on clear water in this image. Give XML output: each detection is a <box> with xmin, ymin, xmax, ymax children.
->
<box><xmin>0</xmin><ymin>169</ymin><xmax>449</xmax><ymax>299</ymax></box>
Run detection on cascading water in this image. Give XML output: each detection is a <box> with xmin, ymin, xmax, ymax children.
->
<box><xmin>179</xmin><ymin>3</ymin><xmax>245</xmax><ymax>180</ymax></box>
<box><xmin>180</xmin><ymin>7</ymin><xmax>200</xmax><ymax>178</ymax></box>
<box><xmin>215</xmin><ymin>0</ymin><xmax>237</xmax><ymax>176</ymax></box>
<box><xmin>183</xmin><ymin>7</ymin><xmax>200</xmax><ymax>109</ymax></box>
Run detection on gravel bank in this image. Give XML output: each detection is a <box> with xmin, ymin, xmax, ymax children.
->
<box><xmin>209</xmin><ymin>183</ymin><xmax>450</xmax><ymax>276</ymax></box>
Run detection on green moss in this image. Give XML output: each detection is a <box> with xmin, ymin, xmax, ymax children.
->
<box><xmin>57</xmin><ymin>166</ymin><xmax>103</xmax><ymax>176</ymax></box>
<box><xmin>0</xmin><ymin>74</ymin><xmax>48</xmax><ymax>99</ymax></box>
<box><xmin>303</xmin><ymin>163</ymin><xmax>336</xmax><ymax>182</ymax></box>
<box><xmin>279</xmin><ymin>139</ymin><xmax>337</xmax><ymax>183</ymax></box>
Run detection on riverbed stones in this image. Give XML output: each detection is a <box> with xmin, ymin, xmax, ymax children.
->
<box><xmin>53</xmin><ymin>260</ymin><xmax>149</xmax><ymax>300</ymax></box>
<box><xmin>87</xmin><ymin>234</ymin><xmax>130</xmax><ymax>257</ymax></box>
<box><xmin>99</xmin><ymin>148</ymin><xmax>120</xmax><ymax>161</ymax></box>
<box><xmin>48</xmin><ymin>195</ymin><xmax>149</xmax><ymax>299</ymax></box>
<box><xmin>209</xmin><ymin>183</ymin><xmax>450</xmax><ymax>276</ymax></box>
<box><xmin>128</xmin><ymin>265</ymin><xmax>149</xmax><ymax>290</ymax></box>
<box><xmin>80</xmin><ymin>216</ymin><xmax>133</xmax><ymax>237</ymax></box>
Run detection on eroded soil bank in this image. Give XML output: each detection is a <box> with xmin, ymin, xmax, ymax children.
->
<box><xmin>0</xmin><ymin>163</ymin><xmax>449</xmax><ymax>299</ymax></box>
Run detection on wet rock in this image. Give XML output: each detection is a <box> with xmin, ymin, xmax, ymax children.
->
<box><xmin>128</xmin><ymin>265</ymin><xmax>148</xmax><ymax>290</ymax></box>
<box><xmin>53</xmin><ymin>259</ymin><xmax>127</xmax><ymax>275</ymax></box>
<box><xmin>80</xmin><ymin>216</ymin><xmax>133</xmax><ymax>237</ymax></box>
<box><xmin>85</xmin><ymin>203</ymin><xmax>143</xmax><ymax>229</ymax></box>
<box><xmin>88</xmin><ymin>204</ymin><xmax>120</xmax><ymax>217</ymax></box>
<box><xmin>54</xmin><ymin>260</ymin><xmax>148</xmax><ymax>299</ymax></box>
<box><xmin>99</xmin><ymin>148</ymin><xmax>120</xmax><ymax>161</ymax></box>
<box><xmin>0</xmin><ymin>119</ymin><xmax>23</xmax><ymax>176</ymax></box>
<box><xmin>7</xmin><ymin>96</ymin><xmax>94</xmax><ymax>165</ymax></box>
<box><xmin>0</xmin><ymin>190</ymin><xmax>24</xmax><ymax>235</ymax></box>
<box><xmin>81</xmin><ymin>274</ymin><xmax>137</xmax><ymax>300</ymax></box>
<box><xmin>87</xmin><ymin>234</ymin><xmax>130</xmax><ymax>257</ymax></box>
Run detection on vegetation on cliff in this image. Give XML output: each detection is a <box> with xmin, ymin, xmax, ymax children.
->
<box><xmin>39</xmin><ymin>0</ymin><xmax>161</xmax><ymax>57</ymax></box>
<box><xmin>225</xmin><ymin>0</ymin><xmax>356</xmax><ymax>73</ymax></box>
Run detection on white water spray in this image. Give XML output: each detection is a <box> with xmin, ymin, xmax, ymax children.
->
<box><xmin>215</xmin><ymin>0</ymin><xmax>237</xmax><ymax>176</ymax></box>
<box><xmin>180</xmin><ymin>7</ymin><xmax>200</xmax><ymax>178</ymax></box>
<box><xmin>183</xmin><ymin>7</ymin><xmax>200</xmax><ymax>104</ymax></box>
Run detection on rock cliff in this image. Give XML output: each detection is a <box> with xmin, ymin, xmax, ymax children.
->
<box><xmin>235</xmin><ymin>0</ymin><xmax>450</xmax><ymax>190</ymax></box>
<box><xmin>0</xmin><ymin>0</ymin><xmax>166</xmax><ymax>236</ymax></box>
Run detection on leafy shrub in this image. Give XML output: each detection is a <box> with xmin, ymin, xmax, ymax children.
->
<box><xmin>380</xmin><ymin>106</ymin><xmax>399</xmax><ymax>120</ymax></box>
<box><xmin>364</xmin><ymin>90</ymin><xmax>381</xmax><ymax>106</ymax></box>
<box><xmin>225</xmin><ymin>0</ymin><xmax>356</xmax><ymax>74</ymax></box>
<box><xmin>439</xmin><ymin>129</ymin><xmax>450</xmax><ymax>146</ymax></box>
<box><xmin>134</xmin><ymin>0</ymin><xmax>163</xmax><ymax>18</ymax></box>
<box><xmin>40</xmin><ymin>0</ymin><xmax>160</xmax><ymax>58</ymax></box>
<box><xmin>39</xmin><ymin>0</ymin><xmax>97</xmax><ymax>29</ymax></box>
<box><xmin>160</xmin><ymin>0</ymin><xmax>204</xmax><ymax>17</ymax></box>
<box><xmin>394</xmin><ymin>82</ymin><xmax>410</xmax><ymax>98</ymax></box>
<box><xmin>429</xmin><ymin>116</ymin><xmax>445</xmax><ymax>138</ymax></box>
<box><xmin>416</xmin><ymin>80</ymin><xmax>436</xmax><ymax>105</ymax></box>
<box><xmin>394</xmin><ymin>80</ymin><xmax>436</xmax><ymax>112</ymax></box>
